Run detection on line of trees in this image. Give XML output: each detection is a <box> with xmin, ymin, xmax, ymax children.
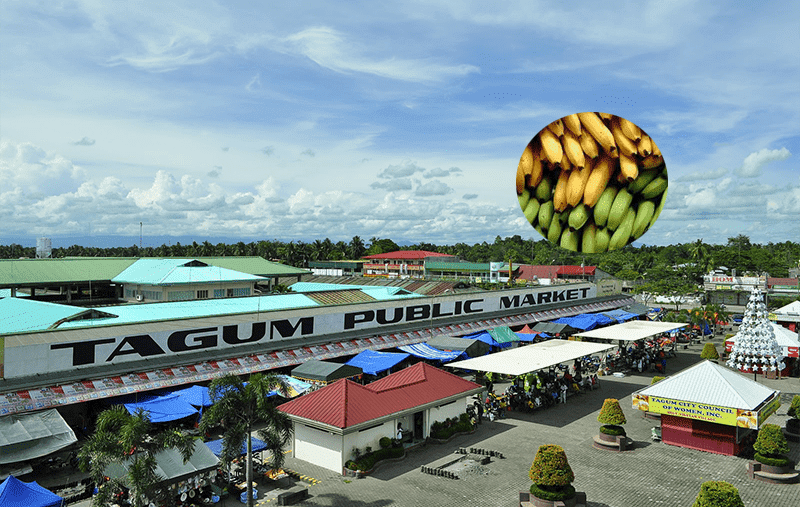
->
<box><xmin>2</xmin><ymin>234</ymin><xmax>799</xmax><ymax>282</ymax></box>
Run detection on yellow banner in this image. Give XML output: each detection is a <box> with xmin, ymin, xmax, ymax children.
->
<box><xmin>633</xmin><ymin>393</ymin><xmax>781</xmax><ymax>429</ymax></box>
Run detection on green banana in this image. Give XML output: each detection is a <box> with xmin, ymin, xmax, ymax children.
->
<box><xmin>524</xmin><ymin>197</ymin><xmax>540</xmax><ymax>225</ymax></box>
<box><xmin>538</xmin><ymin>200</ymin><xmax>554</xmax><ymax>230</ymax></box>
<box><xmin>626</xmin><ymin>168</ymin><xmax>660</xmax><ymax>194</ymax></box>
<box><xmin>595</xmin><ymin>227</ymin><xmax>611</xmax><ymax>253</ymax></box>
<box><xmin>607</xmin><ymin>188</ymin><xmax>633</xmax><ymax>231</ymax></box>
<box><xmin>609</xmin><ymin>208</ymin><xmax>636</xmax><ymax>251</ymax></box>
<box><xmin>631</xmin><ymin>200</ymin><xmax>655</xmax><ymax>239</ymax></box>
<box><xmin>547</xmin><ymin>214</ymin><xmax>562</xmax><ymax>244</ymax></box>
<box><xmin>559</xmin><ymin>208</ymin><xmax>570</xmax><ymax>224</ymax></box>
<box><xmin>650</xmin><ymin>189</ymin><xmax>668</xmax><ymax>228</ymax></box>
<box><xmin>535</xmin><ymin>224</ymin><xmax>545</xmax><ymax>237</ymax></box>
<box><xmin>535</xmin><ymin>176</ymin><xmax>553</xmax><ymax>202</ymax></box>
<box><xmin>518</xmin><ymin>188</ymin><xmax>531</xmax><ymax>211</ymax></box>
<box><xmin>582</xmin><ymin>223</ymin><xmax>597</xmax><ymax>254</ymax></box>
<box><xmin>641</xmin><ymin>176</ymin><xmax>667</xmax><ymax>199</ymax></box>
<box><xmin>560</xmin><ymin>228</ymin><xmax>580</xmax><ymax>252</ymax></box>
<box><xmin>568</xmin><ymin>203</ymin><xmax>589</xmax><ymax>231</ymax></box>
<box><xmin>593</xmin><ymin>186</ymin><xmax>618</xmax><ymax>227</ymax></box>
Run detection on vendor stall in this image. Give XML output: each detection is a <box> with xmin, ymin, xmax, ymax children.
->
<box><xmin>632</xmin><ymin>360</ymin><xmax>780</xmax><ymax>456</ymax></box>
<box><xmin>290</xmin><ymin>360</ymin><xmax>363</xmax><ymax>386</ymax></box>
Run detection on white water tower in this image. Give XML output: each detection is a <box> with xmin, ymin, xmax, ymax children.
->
<box><xmin>36</xmin><ymin>237</ymin><xmax>52</xmax><ymax>259</ymax></box>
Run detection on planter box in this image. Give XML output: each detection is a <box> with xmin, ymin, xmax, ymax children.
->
<box><xmin>519</xmin><ymin>491</ymin><xmax>586</xmax><ymax>507</ymax></box>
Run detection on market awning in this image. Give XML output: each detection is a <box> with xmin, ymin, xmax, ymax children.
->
<box><xmin>487</xmin><ymin>326</ymin><xmax>521</xmax><ymax>346</ymax></box>
<box><xmin>427</xmin><ymin>336</ymin><xmax>490</xmax><ymax>358</ymax></box>
<box><xmin>458</xmin><ymin>331</ymin><xmax>502</xmax><ymax>348</ymax></box>
<box><xmin>0</xmin><ymin>476</ymin><xmax>63</xmax><ymax>507</ymax></box>
<box><xmin>573</xmin><ymin>320</ymin><xmax>687</xmax><ymax>342</ymax></box>
<box><xmin>552</xmin><ymin>313</ymin><xmax>614</xmax><ymax>331</ymax></box>
<box><xmin>0</xmin><ymin>409</ymin><xmax>77</xmax><ymax>465</ymax></box>
<box><xmin>169</xmin><ymin>385</ymin><xmax>213</xmax><ymax>407</ymax></box>
<box><xmin>290</xmin><ymin>360</ymin><xmax>362</xmax><ymax>383</ymax></box>
<box><xmin>397</xmin><ymin>343</ymin><xmax>465</xmax><ymax>362</ymax></box>
<box><xmin>532</xmin><ymin>322</ymin><xmax>578</xmax><ymax>335</ymax></box>
<box><xmin>106</xmin><ymin>440</ymin><xmax>219</xmax><ymax>487</ymax></box>
<box><xmin>345</xmin><ymin>350</ymin><xmax>410</xmax><ymax>376</ymax></box>
<box><xmin>598</xmin><ymin>309</ymin><xmax>638</xmax><ymax>322</ymax></box>
<box><xmin>446</xmin><ymin>339</ymin><xmax>615</xmax><ymax>376</ymax></box>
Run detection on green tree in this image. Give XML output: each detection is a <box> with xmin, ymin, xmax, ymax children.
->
<box><xmin>78</xmin><ymin>406</ymin><xmax>196</xmax><ymax>507</ymax></box>
<box><xmin>199</xmin><ymin>373</ymin><xmax>293</xmax><ymax>507</ymax></box>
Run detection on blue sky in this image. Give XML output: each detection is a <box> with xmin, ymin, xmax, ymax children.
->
<box><xmin>1</xmin><ymin>1</ymin><xmax>798</xmax><ymax>249</ymax></box>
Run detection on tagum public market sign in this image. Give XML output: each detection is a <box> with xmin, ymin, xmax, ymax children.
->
<box><xmin>633</xmin><ymin>393</ymin><xmax>780</xmax><ymax>429</ymax></box>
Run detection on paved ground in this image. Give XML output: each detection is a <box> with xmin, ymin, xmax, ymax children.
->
<box><xmin>58</xmin><ymin>335</ymin><xmax>800</xmax><ymax>506</ymax></box>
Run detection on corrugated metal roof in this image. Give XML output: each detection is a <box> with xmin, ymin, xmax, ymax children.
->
<box><xmin>362</xmin><ymin>250</ymin><xmax>452</xmax><ymax>260</ymax></box>
<box><xmin>302</xmin><ymin>290</ymin><xmax>377</xmax><ymax>305</ymax></box>
<box><xmin>636</xmin><ymin>360</ymin><xmax>778</xmax><ymax>410</ymax></box>
<box><xmin>425</xmin><ymin>261</ymin><xmax>491</xmax><ymax>271</ymax></box>
<box><xmin>0</xmin><ymin>298</ymin><xmax>91</xmax><ymax>333</ymax></box>
<box><xmin>195</xmin><ymin>257</ymin><xmax>310</xmax><ymax>277</ymax></box>
<box><xmin>112</xmin><ymin>259</ymin><xmax>266</xmax><ymax>285</ymax></box>
<box><xmin>279</xmin><ymin>363</ymin><xmax>481</xmax><ymax>429</ymax></box>
<box><xmin>0</xmin><ymin>258</ymin><xmax>137</xmax><ymax>286</ymax></box>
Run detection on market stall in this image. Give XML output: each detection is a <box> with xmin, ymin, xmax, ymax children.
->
<box><xmin>632</xmin><ymin>360</ymin><xmax>780</xmax><ymax>456</ymax></box>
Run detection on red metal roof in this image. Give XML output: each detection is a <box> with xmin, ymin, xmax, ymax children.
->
<box><xmin>278</xmin><ymin>363</ymin><xmax>481</xmax><ymax>429</ymax></box>
<box><xmin>362</xmin><ymin>250</ymin><xmax>451</xmax><ymax>260</ymax></box>
<box><xmin>516</xmin><ymin>265</ymin><xmax>560</xmax><ymax>280</ymax></box>
<box><xmin>768</xmin><ymin>277</ymin><xmax>799</xmax><ymax>287</ymax></box>
<box><xmin>556</xmin><ymin>265</ymin><xmax>596</xmax><ymax>275</ymax></box>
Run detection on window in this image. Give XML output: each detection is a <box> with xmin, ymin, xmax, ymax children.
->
<box><xmin>197</xmin><ymin>290</ymin><xmax>209</xmax><ymax>299</ymax></box>
<box><xmin>167</xmin><ymin>290</ymin><xmax>193</xmax><ymax>301</ymax></box>
<box><xmin>214</xmin><ymin>289</ymin><xmax>225</xmax><ymax>298</ymax></box>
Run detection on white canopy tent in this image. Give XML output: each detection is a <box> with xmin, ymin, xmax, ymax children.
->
<box><xmin>572</xmin><ymin>320</ymin><xmax>687</xmax><ymax>342</ymax></box>
<box><xmin>446</xmin><ymin>339</ymin><xmax>615</xmax><ymax>376</ymax></box>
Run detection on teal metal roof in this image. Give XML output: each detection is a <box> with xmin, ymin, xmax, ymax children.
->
<box><xmin>424</xmin><ymin>261</ymin><xmax>491</xmax><ymax>272</ymax></box>
<box><xmin>112</xmin><ymin>259</ymin><xmax>266</xmax><ymax>285</ymax></box>
<box><xmin>0</xmin><ymin>298</ymin><xmax>92</xmax><ymax>334</ymax></box>
<box><xmin>360</xmin><ymin>287</ymin><xmax>422</xmax><ymax>300</ymax></box>
<box><xmin>290</xmin><ymin>282</ymin><xmax>422</xmax><ymax>299</ymax></box>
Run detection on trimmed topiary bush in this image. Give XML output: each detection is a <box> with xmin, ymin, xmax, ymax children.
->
<box><xmin>700</xmin><ymin>342</ymin><xmax>719</xmax><ymax>360</ymax></box>
<box><xmin>650</xmin><ymin>376</ymin><xmax>665</xmax><ymax>385</ymax></box>
<box><xmin>753</xmin><ymin>423</ymin><xmax>790</xmax><ymax>463</ymax></box>
<box><xmin>788</xmin><ymin>395</ymin><xmax>800</xmax><ymax>419</ymax></box>
<box><xmin>691</xmin><ymin>480</ymin><xmax>744</xmax><ymax>507</ymax></box>
<box><xmin>528</xmin><ymin>444</ymin><xmax>575</xmax><ymax>502</ymax></box>
<box><xmin>753</xmin><ymin>453</ymin><xmax>791</xmax><ymax>468</ymax></box>
<box><xmin>597</xmin><ymin>398</ymin><xmax>627</xmax><ymax>435</ymax></box>
<box><xmin>599</xmin><ymin>425</ymin><xmax>626</xmax><ymax>436</ymax></box>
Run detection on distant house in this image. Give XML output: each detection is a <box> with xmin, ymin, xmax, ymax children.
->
<box><xmin>279</xmin><ymin>363</ymin><xmax>482</xmax><ymax>473</ymax></box>
<box><xmin>361</xmin><ymin>250</ymin><xmax>455</xmax><ymax>279</ymax></box>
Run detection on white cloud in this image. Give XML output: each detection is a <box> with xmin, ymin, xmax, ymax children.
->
<box><xmin>415</xmin><ymin>180</ymin><xmax>453</xmax><ymax>197</ymax></box>
<box><xmin>0</xmin><ymin>140</ymin><xmax>86</xmax><ymax>195</ymax></box>
<box><xmin>371</xmin><ymin>179</ymin><xmax>414</xmax><ymax>191</ymax></box>
<box><xmin>377</xmin><ymin>162</ymin><xmax>425</xmax><ymax>179</ymax></box>
<box><xmin>735</xmin><ymin>148</ymin><xmax>791</xmax><ymax>177</ymax></box>
<box><xmin>73</xmin><ymin>136</ymin><xmax>96</xmax><ymax>146</ymax></box>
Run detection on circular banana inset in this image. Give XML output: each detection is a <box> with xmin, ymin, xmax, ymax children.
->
<box><xmin>516</xmin><ymin>113</ymin><xmax>668</xmax><ymax>252</ymax></box>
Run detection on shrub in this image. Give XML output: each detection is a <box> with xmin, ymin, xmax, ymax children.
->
<box><xmin>754</xmin><ymin>453</ymin><xmax>792</xmax><ymax>468</ymax></box>
<box><xmin>691</xmin><ymin>481</ymin><xmax>744</xmax><ymax>507</ymax></box>
<box><xmin>650</xmin><ymin>376</ymin><xmax>665</xmax><ymax>385</ymax></box>
<box><xmin>700</xmin><ymin>343</ymin><xmax>719</xmax><ymax>360</ymax></box>
<box><xmin>379</xmin><ymin>437</ymin><xmax>392</xmax><ymax>449</ymax></box>
<box><xmin>597</xmin><ymin>399</ymin><xmax>627</xmax><ymax>426</ymax></box>
<box><xmin>788</xmin><ymin>395</ymin><xmax>800</xmax><ymax>419</ymax></box>
<box><xmin>351</xmin><ymin>445</ymin><xmax>404</xmax><ymax>471</ymax></box>
<box><xmin>529</xmin><ymin>483</ymin><xmax>576</xmax><ymax>501</ymax></box>
<box><xmin>528</xmin><ymin>444</ymin><xmax>574</xmax><ymax>488</ymax></box>
<box><xmin>753</xmin><ymin>423</ymin><xmax>790</xmax><ymax>457</ymax></box>
<box><xmin>599</xmin><ymin>425</ymin><xmax>626</xmax><ymax>436</ymax></box>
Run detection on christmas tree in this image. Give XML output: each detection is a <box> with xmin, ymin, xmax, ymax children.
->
<box><xmin>726</xmin><ymin>288</ymin><xmax>785</xmax><ymax>374</ymax></box>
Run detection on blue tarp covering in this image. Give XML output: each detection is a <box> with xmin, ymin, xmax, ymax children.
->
<box><xmin>170</xmin><ymin>385</ymin><xmax>213</xmax><ymax>407</ymax></box>
<box><xmin>398</xmin><ymin>343</ymin><xmax>465</xmax><ymax>362</ymax></box>
<box><xmin>271</xmin><ymin>375</ymin><xmax>311</xmax><ymax>398</ymax></box>
<box><xmin>552</xmin><ymin>313</ymin><xmax>614</xmax><ymax>331</ymax></box>
<box><xmin>345</xmin><ymin>350</ymin><xmax>410</xmax><ymax>375</ymax></box>
<box><xmin>514</xmin><ymin>331</ymin><xmax>551</xmax><ymax>342</ymax></box>
<box><xmin>0</xmin><ymin>476</ymin><xmax>63</xmax><ymax>507</ymax></box>
<box><xmin>459</xmin><ymin>331</ymin><xmax>506</xmax><ymax>348</ymax></box>
<box><xmin>205</xmin><ymin>437</ymin><xmax>268</xmax><ymax>458</ymax></box>
<box><xmin>124</xmin><ymin>393</ymin><xmax>199</xmax><ymax>423</ymax></box>
<box><xmin>598</xmin><ymin>309</ymin><xmax>638</xmax><ymax>323</ymax></box>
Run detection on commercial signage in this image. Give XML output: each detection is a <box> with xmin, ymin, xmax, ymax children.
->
<box><xmin>3</xmin><ymin>285</ymin><xmax>595</xmax><ymax>379</ymax></box>
<box><xmin>633</xmin><ymin>393</ymin><xmax>780</xmax><ymax>429</ymax></box>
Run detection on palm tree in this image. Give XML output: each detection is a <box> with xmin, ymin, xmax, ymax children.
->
<box><xmin>78</xmin><ymin>405</ymin><xmax>196</xmax><ymax>507</ymax></box>
<box><xmin>199</xmin><ymin>373</ymin><xmax>293</xmax><ymax>507</ymax></box>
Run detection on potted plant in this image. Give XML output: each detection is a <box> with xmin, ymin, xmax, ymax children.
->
<box><xmin>597</xmin><ymin>398</ymin><xmax>627</xmax><ymax>441</ymax></box>
<box><xmin>691</xmin><ymin>480</ymin><xmax>744</xmax><ymax>507</ymax></box>
<box><xmin>650</xmin><ymin>376</ymin><xmax>665</xmax><ymax>385</ymax></box>
<box><xmin>527</xmin><ymin>444</ymin><xmax>577</xmax><ymax>507</ymax></box>
<box><xmin>700</xmin><ymin>342</ymin><xmax>719</xmax><ymax>362</ymax></box>
<box><xmin>786</xmin><ymin>395</ymin><xmax>800</xmax><ymax>440</ymax></box>
<box><xmin>753</xmin><ymin>423</ymin><xmax>794</xmax><ymax>473</ymax></box>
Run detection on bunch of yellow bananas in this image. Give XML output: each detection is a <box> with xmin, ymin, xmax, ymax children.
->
<box><xmin>516</xmin><ymin>112</ymin><xmax>667</xmax><ymax>253</ymax></box>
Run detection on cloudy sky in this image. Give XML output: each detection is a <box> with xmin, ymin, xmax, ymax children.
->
<box><xmin>1</xmin><ymin>1</ymin><xmax>798</xmax><ymax>249</ymax></box>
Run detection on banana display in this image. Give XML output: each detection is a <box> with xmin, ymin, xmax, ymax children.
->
<box><xmin>516</xmin><ymin>112</ymin><xmax>668</xmax><ymax>253</ymax></box>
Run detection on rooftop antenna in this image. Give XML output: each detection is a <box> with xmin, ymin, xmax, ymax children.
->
<box><xmin>139</xmin><ymin>222</ymin><xmax>143</xmax><ymax>250</ymax></box>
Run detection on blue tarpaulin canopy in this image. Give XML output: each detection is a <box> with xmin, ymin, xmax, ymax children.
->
<box><xmin>0</xmin><ymin>476</ymin><xmax>63</xmax><ymax>507</ymax></box>
<box><xmin>459</xmin><ymin>331</ymin><xmax>506</xmax><ymax>348</ymax></box>
<box><xmin>205</xmin><ymin>437</ymin><xmax>268</xmax><ymax>458</ymax></box>
<box><xmin>552</xmin><ymin>313</ymin><xmax>614</xmax><ymax>331</ymax></box>
<box><xmin>514</xmin><ymin>331</ymin><xmax>550</xmax><ymax>342</ymax></box>
<box><xmin>345</xmin><ymin>350</ymin><xmax>411</xmax><ymax>375</ymax></box>
<box><xmin>398</xmin><ymin>343</ymin><xmax>465</xmax><ymax>362</ymax></box>
<box><xmin>124</xmin><ymin>393</ymin><xmax>199</xmax><ymax>423</ymax></box>
<box><xmin>598</xmin><ymin>309</ymin><xmax>638</xmax><ymax>323</ymax></box>
<box><xmin>169</xmin><ymin>385</ymin><xmax>213</xmax><ymax>407</ymax></box>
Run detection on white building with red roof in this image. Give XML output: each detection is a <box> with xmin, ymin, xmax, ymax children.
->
<box><xmin>278</xmin><ymin>362</ymin><xmax>483</xmax><ymax>473</ymax></box>
<box><xmin>361</xmin><ymin>250</ymin><xmax>456</xmax><ymax>279</ymax></box>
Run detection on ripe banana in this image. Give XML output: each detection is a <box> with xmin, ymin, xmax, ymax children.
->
<box><xmin>539</xmin><ymin>128</ymin><xmax>563</xmax><ymax>165</ymax></box>
<box><xmin>548</xmin><ymin>118</ymin><xmax>564</xmax><ymax>137</ymax></box>
<box><xmin>516</xmin><ymin>164</ymin><xmax>526</xmax><ymax>194</ymax></box>
<box><xmin>618</xmin><ymin>116</ymin><xmax>641</xmax><ymax>142</ymax></box>
<box><xmin>639</xmin><ymin>154</ymin><xmax>664</xmax><ymax>170</ymax></box>
<box><xmin>607</xmin><ymin>188</ymin><xmax>633</xmax><ymax>231</ymax></box>
<box><xmin>563</xmin><ymin>114</ymin><xmax>581</xmax><ymax>136</ymax></box>
<box><xmin>553</xmin><ymin>169</ymin><xmax>570</xmax><ymax>212</ymax></box>
<box><xmin>593</xmin><ymin>186</ymin><xmax>618</xmax><ymax>227</ymax></box>
<box><xmin>566</xmin><ymin>161</ymin><xmax>592</xmax><ymax>207</ymax></box>
<box><xmin>562</xmin><ymin>130</ymin><xmax>585</xmax><ymax>169</ymax></box>
<box><xmin>583</xmin><ymin>154</ymin><xmax>615</xmax><ymax>207</ymax></box>
<box><xmin>610</xmin><ymin>116</ymin><xmax>638</xmax><ymax>158</ymax></box>
<box><xmin>577</xmin><ymin>112</ymin><xmax>617</xmax><ymax>155</ymax></box>
<box><xmin>579</xmin><ymin>132</ymin><xmax>599</xmax><ymax>160</ymax></box>
<box><xmin>631</xmin><ymin>200</ymin><xmax>655</xmax><ymax>239</ymax></box>
<box><xmin>618</xmin><ymin>153</ymin><xmax>639</xmax><ymax>182</ymax></box>
<box><xmin>568</xmin><ymin>203</ymin><xmax>589</xmax><ymax>231</ymax></box>
<box><xmin>637</xmin><ymin>134</ymin><xmax>652</xmax><ymax>157</ymax></box>
<box><xmin>640</xmin><ymin>176</ymin><xmax>668</xmax><ymax>199</ymax></box>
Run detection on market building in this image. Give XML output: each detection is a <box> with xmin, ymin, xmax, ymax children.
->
<box><xmin>278</xmin><ymin>362</ymin><xmax>483</xmax><ymax>473</ymax></box>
